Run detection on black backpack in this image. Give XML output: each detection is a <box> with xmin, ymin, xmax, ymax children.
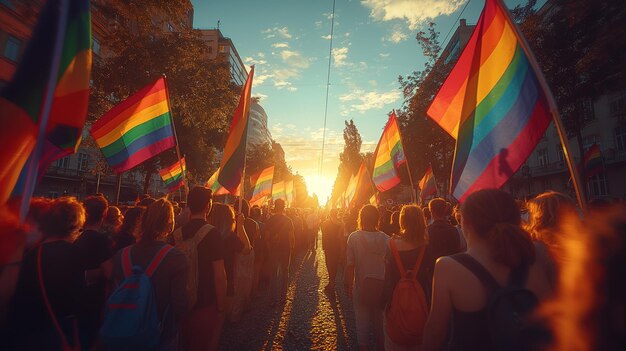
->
<box><xmin>451</xmin><ymin>253</ymin><xmax>539</xmax><ymax>351</ymax></box>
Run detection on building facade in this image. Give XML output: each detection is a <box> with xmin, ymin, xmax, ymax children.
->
<box><xmin>199</xmin><ymin>28</ymin><xmax>248</xmax><ymax>86</ymax></box>
<box><xmin>248</xmin><ymin>101</ymin><xmax>273</xmax><ymax>148</ymax></box>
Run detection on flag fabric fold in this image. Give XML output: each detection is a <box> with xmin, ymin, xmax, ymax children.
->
<box><xmin>1</xmin><ymin>0</ymin><xmax>91</xmax><ymax>206</ymax></box>
<box><xmin>418</xmin><ymin>166</ymin><xmax>438</xmax><ymax>203</ymax></box>
<box><xmin>345</xmin><ymin>163</ymin><xmax>371</xmax><ymax>208</ymax></box>
<box><xmin>372</xmin><ymin>112</ymin><xmax>406</xmax><ymax>192</ymax></box>
<box><xmin>90</xmin><ymin>77</ymin><xmax>175</xmax><ymax>174</ymax></box>
<box><xmin>206</xmin><ymin>168</ymin><xmax>230</xmax><ymax>196</ymax></box>
<box><xmin>218</xmin><ymin>66</ymin><xmax>254</xmax><ymax>193</ymax></box>
<box><xmin>249</xmin><ymin>166</ymin><xmax>274</xmax><ymax>202</ymax></box>
<box><xmin>272</xmin><ymin>181</ymin><xmax>286</xmax><ymax>202</ymax></box>
<box><xmin>159</xmin><ymin>157</ymin><xmax>186</xmax><ymax>192</ymax></box>
<box><xmin>285</xmin><ymin>180</ymin><xmax>294</xmax><ymax>205</ymax></box>
<box><xmin>426</xmin><ymin>0</ymin><xmax>552</xmax><ymax>202</ymax></box>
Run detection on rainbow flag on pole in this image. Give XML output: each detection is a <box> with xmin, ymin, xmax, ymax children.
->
<box><xmin>418</xmin><ymin>165</ymin><xmax>438</xmax><ymax>203</ymax></box>
<box><xmin>427</xmin><ymin>0</ymin><xmax>552</xmax><ymax>202</ymax></box>
<box><xmin>218</xmin><ymin>66</ymin><xmax>254</xmax><ymax>193</ymax></box>
<box><xmin>206</xmin><ymin>168</ymin><xmax>230</xmax><ymax>196</ymax></box>
<box><xmin>159</xmin><ymin>158</ymin><xmax>185</xmax><ymax>192</ymax></box>
<box><xmin>250</xmin><ymin>166</ymin><xmax>274</xmax><ymax>202</ymax></box>
<box><xmin>1</xmin><ymin>0</ymin><xmax>91</xmax><ymax>208</ymax></box>
<box><xmin>285</xmin><ymin>180</ymin><xmax>294</xmax><ymax>204</ymax></box>
<box><xmin>345</xmin><ymin>163</ymin><xmax>370</xmax><ymax>208</ymax></box>
<box><xmin>272</xmin><ymin>181</ymin><xmax>286</xmax><ymax>202</ymax></box>
<box><xmin>372</xmin><ymin>112</ymin><xmax>406</xmax><ymax>192</ymax></box>
<box><xmin>582</xmin><ymin>143</ymin><xmax>604</xmax><ymax>178</ymax></box>
<box><xmin>91</xmin><ymin>77</ymin><xmax>175</xmax><ymax>174</ymax></box>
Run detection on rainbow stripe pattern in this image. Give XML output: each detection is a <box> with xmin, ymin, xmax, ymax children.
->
<box><xmin>206</xmin><ymin>168</ymin><xmax>229</xmax><ymax>196</ymax></box>
<box><xmin>90</xmin><ymin>77</ymin><xmax>175</xmax><ymax>174</ymax></box>
<box><xmin>218</xmin><ymin>66</ymin><xmax>254</xmax><ymax>193</ymax></box>
<box><xmin>1</xmin><ymin>0</ymin><xmax>91</xmax><ymax>205</ymax></box>
<box><xmin>427</xmin><ymin>0</ymin><xmax>552</xmax><ymax>201</ymax></box>
<box><xmin>250</xmin><ymin>166</ymin><xmax>274</xmax><ymax>202</ymax></box>
<box><xmin>285</xmin><ymin>180</ymin><xmax>294</xmax><ymax>204</ymax></box>
<box><xmin>583</xmin><ymin>144</ymin><xmax>604</xmax><ymax>178</ymax></box>
<box><xmin>418</xmin><ymin>165</ymin><xmax>437</xmax><ymax>202</ymax></box>
<box><xmin>272</xmin><ymin>181</ymin><xmax>286</xmax><ymax>202</ymax></box>
<box><xmin>372</xmin><ymin>112</ymin><xmax>406</xmax><ymax>192</ymax></box>
<box><xmin>159</xmin><ymin>158</ymin><xmax>185</xmax><ymax>192</ymax></box>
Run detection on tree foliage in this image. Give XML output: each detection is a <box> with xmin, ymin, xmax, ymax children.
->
<box><xmin>331</xmin><ymin>120</ymin><xmax>364</xmax><ymax>201</ymax></box>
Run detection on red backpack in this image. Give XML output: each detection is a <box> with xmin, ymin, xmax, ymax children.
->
<box><xmin>385</xmin><ymin>239</ymin><xmax>428</xmax><ymax>347</ymax></box>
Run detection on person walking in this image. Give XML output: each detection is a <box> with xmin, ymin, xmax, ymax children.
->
<box><xmin>321</xmin><ymin>209</ymin><xmax>343</xmax><ymax>293</ymax></box>
<box><xmin>345</xmin><ymin>205</ymin><xmax>390</xmax><ymax>351</ymax></box>
<box><xmin>265</xmin><ymin>199</ymin><xmax>294</xmax><ymax>305</ymax></box>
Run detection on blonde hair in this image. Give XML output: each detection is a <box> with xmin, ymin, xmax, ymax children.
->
<box><xmin>399</xmin><ymin>205</ymin><xmax>427</xmax><ymax>245</ymax></box>
<box><xmin>526</xmin><ymin>191</ymin><xmax>577</xmax><ymax>246</ymax></box>
<box><xmin>140</xmin><ymin>198</ymin><xmax>174</xmax><ymax>241</ymax></box>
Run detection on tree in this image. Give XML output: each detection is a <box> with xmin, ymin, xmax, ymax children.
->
<box><xmin>331</xmin><ymin>120</ymin><xmax>364</xmax><ymax>202</ymax></box>
<box><xmin>398</xmin><ymin>23</ymin><xmax>455</xmax><ymax>194</ymax></box>
<box><xmin>89</xmin><ymin>0</ymin><xmax>238</xmax><ymax>191</ymax></box>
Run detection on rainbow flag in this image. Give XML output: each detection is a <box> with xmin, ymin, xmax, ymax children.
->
<box><xmin>1</xmin><ymin>0</ymin><xmax>91</xmax><ymax>207</ymax></box>
<box><xmin>250</xmin><ymin>195</ymin><xmax>268</xmax><ymax>208</ymax></box>
<box><xmin>218</xmin><ymin>66</ymin><xmax>254</xmax><ymax>193</ymax></box>
<box><xmin>427</xmin><ymin>0</ymin><xmax>552</xmax><ymax>202</ymax></box>
<box><xmin>418</xmin><ymin>165</ymin><xmax>438</xmax><ymax>203</ymax></box>
<box><xmin>272</xmin><ymin>181</ymin><xmax>286</xmax><ymax>202</ymax></box>
<box><xmin>159</xmin><ymin>158</ymin><xmax>186</xmax><ymax>192</ymax></box>
<box><xmin>344</xmin><ymin>173</ymin><xmax>357</xmax><ymax>208</ymax></box>
<box><xmin>91</xmin><ymin>77</ymin><xmax>175</xmax><ymax>173</ymax></box>
<box><xmin>369</xmin><ymin>193</ymin><xmax>379</xmax><ymax>206</ymax></box>
<box><xmin>582</xmin><ymin>144</ymin><xmax>604</xmax><ymax>178</ymax></box>
<box><xmin>372</xmin><ymin>112</ymin><xmax>406</xmax><ymax>192</ymax></box>
<box><xmin>285</xmin><ymin>180</ymin><xmax>294</xmax><ymax>204</ymax></box>
<box><xmin>346</xmin><ymin>163</ymin><xmax>371</xmax><ymax>208</ymax></box>
<box><xmin>206</xmin><ymin>168</ymin><xmax>230</xmax><ymax>196</ymax></box>
<box><xmin>250</xmin><ymin>166</ymin><xmax>274</xmax><ymax>202</ymax></box>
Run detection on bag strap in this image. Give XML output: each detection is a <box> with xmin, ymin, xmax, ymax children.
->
<box><xmin>194</xmin><ymin>224</ymin><xmax>214</xmax><ymax>244</ymax></box>
<box><xmin>410</xmin><ymin>245</ymin><xmax>426</xmax><ymax>279</ymax></box>
<box><xmin>390</xmin><ymin>239</ymin><xmax>426</xmax><ymax>279</ymax></box>
<box><xmin>121</xmin><ymin>246</ymin><xmax>132</xmax><ymax>278</ymax></box>
<box><xmin>37</xmin><ymin>245</ymin><xmax>79</xmax><ymax>351</ymax></box>
<box><xmin>145</xmin><ymin>245</ymin><xmax>174</xmax><ymax>277</ymax></box>
<box><xmin>450</xmin><ymin>253</ymin><xmax>500</xmax><ymax>292</ymax></box>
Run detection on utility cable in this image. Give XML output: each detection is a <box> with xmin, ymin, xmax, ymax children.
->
<box><xmin>319</xmin><ymin>0</ymin><xmax>336</xmax><ymax>178</ymax></box>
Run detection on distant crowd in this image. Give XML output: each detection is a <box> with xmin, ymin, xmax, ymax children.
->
<box><xmin>0</xmin><ymin>187</ymin><xmax>625</xmax><ymax>351</ymax></box>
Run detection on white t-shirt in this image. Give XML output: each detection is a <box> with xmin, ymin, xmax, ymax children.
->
<box><xmin>346</xmin><ymin>230</ymin><xmax>389</xmax><ymax>293</ymax></box>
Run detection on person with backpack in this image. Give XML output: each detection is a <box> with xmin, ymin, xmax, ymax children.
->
<box><xmin>175</xmin><ymin>187</ymin><xmax>228</xmax><ymax>351</ymax></box>
<box><xmin>345</xmin><ymin>204</ymin><xmax>390</xmax><ymax>351</ymax></box>
<box><xmin>384</xmin><ymin>205</ymin><xmax>430</xmax><ymax>350</ymax></box>
<box><xmin>422</xmin><ymin>189</ymin><xmax>553</xmax><ymax>351</ymax></box>
<box><xmin>7</xmin><ymin>197</ymin><xmax>86</xmax><ymax>351</ymax></box>
<box><xmin>105</xmin><ymin>198</ymin><xmax>188</xmax><ymax>351</ymax></box>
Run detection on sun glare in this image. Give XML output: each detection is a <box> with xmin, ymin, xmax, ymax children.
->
<box><xmin>303</xmin><ymin>174</ymin><xmax>334</xmax><ymax>206</ymax></box>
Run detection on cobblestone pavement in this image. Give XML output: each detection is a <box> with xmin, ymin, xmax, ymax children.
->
<box><xmin>220</xmin><ymin>237</ymin><xmax>359</xmax><ymax>350</ymax></box>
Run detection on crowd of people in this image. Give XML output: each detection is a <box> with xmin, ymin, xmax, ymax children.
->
<box><xmin>0</xmin><ymin>186</ymin><xmax>624</xmax><ymax>351</ymax></box>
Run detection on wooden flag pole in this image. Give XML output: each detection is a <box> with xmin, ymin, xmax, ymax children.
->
<box><xmin>238</xmin><ymin>65</ymin><xmax>254</xmax><ymax>214</ymax></box>
<box><xmin>162</xmin><ymin>74</ymin><xmax>188</xmax><ymax>201</ymax></box>
<box><xmin>115</xmin><ymin>174</ymin><xmax>122</xmax><ymax>205</ymax></box>
<box><xmin>393</xmin><ymin>110</ymin><xmax>417</xmax><ymax>204</ymax></box>
<box><xmin>496</xmin><ymin>0</ymin><xmax>586</xmax><ymax>210</ymax></box>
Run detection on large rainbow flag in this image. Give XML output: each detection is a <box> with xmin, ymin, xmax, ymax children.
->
<box><xmin>90</xmin><ymin>77</ymin><xmax>175</xmax><ymax>174</ymax></box>
<box><xmin>206</xmin><ymin>168</ymin><xmax>230</xmax><ymax>196</ymax></box>
<box><xmin>285</xmin><ymin>180</ymin><xmax>294</xmax><ymax>204</ymax></box>
<box><xmin>1</xmin><ymin>0</ymin><xmax>91</xmax><ymax>207</ymax></box>
<box><xmin>427</xmin><ymin>0</ymin><xmax>552</xmax><ymax>202</ymax></box>
<box><xmin>272</xmin><ymin>181</ymin><xmax>286</xmax><ymax>202</ymax></box>
<box><xmin>218</xmin><ymin>66</ymin><xmax>254</xmax><ymax>193</ymax></box>
<box><xmin>250</xmin><ymin>166</ymin><xmax>274</xmax><ymax>202</ymax></box>
<box><xmin>159</xmin><ymin>157</ymin><xmax>186</xmax><ymax>192</ymax></box>
<box><xmin>418</xmin><ymin>165</ymin><xmax>438</xmax><ymax>203</ymax></box>
<box><xmin>372</xmin><ymin>112</ymin><xmax>406</xmax><ymax>192</ymax></box>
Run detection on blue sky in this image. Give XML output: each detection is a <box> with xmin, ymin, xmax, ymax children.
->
<box><xmin>191</xmin><ymin>0</ymin><xmax>534</xmax><ymax>202</ymax></box>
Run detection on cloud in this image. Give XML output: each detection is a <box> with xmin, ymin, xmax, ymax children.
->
<box><xmin>332</xmin><ymin>47</ymin><xmax>349</xmax><ymax>67</ymax></box>
<box><xmin>253</xmin><ymin>92</ymin><xmax>268</xmax><ymax>101</ymax></box>
<box><xmin>315</xmin><ymin>20</ymin><xmax>324</xmax><ymax>29</ymax></box>
<box><xmin>243</xmin><ymin>56</ymin><xmax>267</xmax><ymax>66</ymax></box>
<box><xmin>386</xmin><ymin>28</ymin><xmax>408</xmax><ymax>43</ymax></box>
<box><xmin>279</xmin><ymin>50</ymin><xmax>312</xmax><ymax>69</ymax></box>
<box><xmin>340</xmin><ymin>88</ymin><xmax>402</xmax><ymax>113</ymax></box>
<box><xmin>254</xmin><ymin>74</ymin><xmax>272</xmax><ymax>85</ymax></box>
<box><xmin>361</xmin><ymin>0</ymin><xmax>466</xmax><ymax>29</ymax></box>
<box><xmin>262</xmin><ymin>26</ymin><xmax>293</xmax><ymax>39</ymax></box>
<box><xmin>321</xmin><ymin>34</ymin><xmax>332</xmax><ymax>40</ymax></box>
<box><xmin>272</xmin><ymin>42</ymin><xmax>289</xmax><ymax>48</ymax></box>
<box><xmin>379</xmin><ymin>52</ymin><xmax>390</xmax><ymax>58</ymax></box>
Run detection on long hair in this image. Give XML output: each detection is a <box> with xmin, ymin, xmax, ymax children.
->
<box><xmin>399</xmin><ymin>205</ymin><xmax>427</xmax><ymax>246</ymax></box>
<box><xmin>140</xmin><ymin>199</ymin><xmax>174</xmax><ymax>241</ymax></box>
<box><xmin>208</xmin><ymin>203</ymin><xmax>235</xmax><ymax>238</ymax></box>
<box><xmin>462</xmin><ymin>189</ymin><xmax>535</xmax><ymax>268</ymax></box>
<box><xmin>38</xmin><ymin>197</ymin><xmax>85</xmax><ymax>239</ymax></box>
<box><xmin>525</xmin><ymin>191</ymin><xmax>577</xmax><ymax>246</ymax></box>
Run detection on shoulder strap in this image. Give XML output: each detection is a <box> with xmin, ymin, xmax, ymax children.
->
<box><xmin>450</xmin><ymin>253</ymin><xmax>500</xmax><ymax>292</ymax></box>
<box><xmin>122</xmin><ymin>246</ymin><xmax>132</xmax><ymax>278</ymax></box>
<box><xmin>410</xmin><ymin>245</ymin><xmax>426</xmax><ymax>279</ymax></box>
<box><xmin>38</xmin><ymin>245</ymin><xmax>77</xmax><ymax>351</ymax></box>
<box><xmin>389</xmin><ymin>239</ymin><xmax>406</xmax><ymax>277</ymax></box>
<box><xmin>172</xmin><ymin>228</ymin><xmax>183</xmax><ymax>245</ymax></box>
<box><xmin>145</xmin><ymin>245</ymin><xmax>174</xmax><ymax>277</ymax></box>
<box><xmin>195</xmin><ymin>223</ymin><xmax>214</xmax><ymax>243</ymax></box>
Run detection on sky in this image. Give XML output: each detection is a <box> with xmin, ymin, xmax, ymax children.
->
<box><xmin>191</xmin><ymin>0</ymin><xmax>534</xmax><ymax>203</ymax></box>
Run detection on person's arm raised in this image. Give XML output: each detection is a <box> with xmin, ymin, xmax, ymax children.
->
<box><xmin>235</xmin><ymin>213</ymin><xmax>251</xmax><ymax>253</ymax></box>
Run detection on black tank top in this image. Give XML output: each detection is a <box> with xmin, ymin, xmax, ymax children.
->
<box><xmin>449</xmin><ymin>308</ymin><xmax>492</xmax><ymax>351</ymax></box>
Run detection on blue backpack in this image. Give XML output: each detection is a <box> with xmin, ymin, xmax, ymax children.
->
<box><xmin>100</xmin><ymin>245</ymin><xmax>173</xmax><ymax>351</ymax></box>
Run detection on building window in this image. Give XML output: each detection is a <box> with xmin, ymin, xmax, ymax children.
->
<box><xmin>587</xmin><ymin>172</ymin><xmax>609</xmax><ymax>197</ymax></box>
<box><xmin>609</xmin><ymin>92</ymin><xmax>626</xmax><ymax>118</ymax></box>
<box><xmin>555</xmin><ymin>144</ymin><xmax>565</xmax><ymax>163</ymax></box>
<box><xmin>3</xmin><ymin>35</ymin><xmax>21</xmax><ymax>62</ymax></box>
<box><xmin>581</xmin><ymin>98</ymin><xmax>595</xmax><ymax>120</ymax></box>
<box><xmin>218</xmin><ymin>45</ymin><xmax>226</xmax><ymax>53</ymax></box>
<box><xmin>582</xmin><ymin>135</ymin><xmax>600</xmax><ymax>152</ymax></box>
<box><xmin>615</xmin><ymin>126</ymin><xmax>626</xmax><ymax>152</ymax></box>
<box><xmin>537</xmin><ymin>148</ymin><xmax>549</xmax><ymax>168</ymax></box>
<box><xmin>167</xmin><ymin>23</ymin><xmax>175</xmax><ymax>32</ymax></box>
<box><xmin>92</xmin><ymin>37</ymin><xmax>101</xmax><ymax>56</ymax></box>
<box><xmin>78</xmin><ymin>153</ymin><xmax>89</xmax><ymax>171</ymax></box>
<box><xmin>55</xmin><ymin>156</ymin><xmax>70</xmax><ymax>169</ymax></box>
